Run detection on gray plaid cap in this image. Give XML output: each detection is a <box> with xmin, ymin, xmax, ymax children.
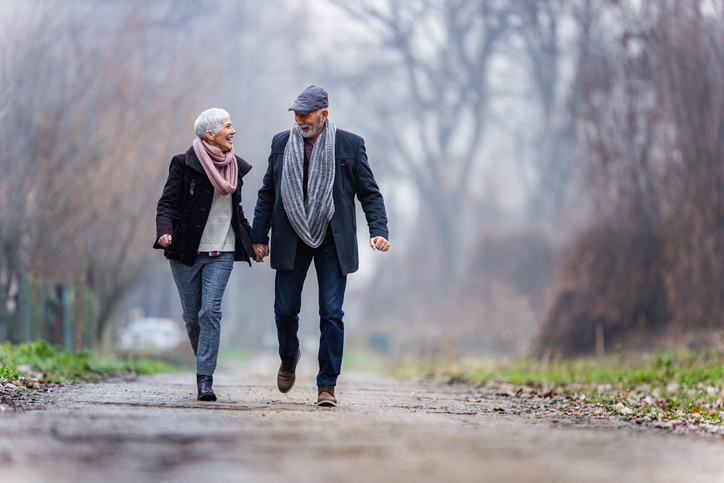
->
<box><xmin>288</xmin><ymin>85</ymin><xmax>329</xmax><ymax>113</ymax></box>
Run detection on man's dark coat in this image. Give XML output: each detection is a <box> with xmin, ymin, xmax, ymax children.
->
<box><xmin>154</xmin><ymin>146</ymin><xmax>255</xmax><ymax>266</ymax></box>
<box><xmin>250</xmin><ymin>129</ymin><xmax>388</xmax><ymax>276</ymax></box>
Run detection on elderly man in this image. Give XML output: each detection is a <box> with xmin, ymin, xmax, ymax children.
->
<box><xmin>250</xmin><ymin>85</ymin><xmax>389</xmax><ymax>406</ymax></box>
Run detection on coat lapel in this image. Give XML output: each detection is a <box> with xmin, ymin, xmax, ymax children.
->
<box><xmin>236</xmin><ymin>156</ymin><xmax>252</xmax><ymax>178</ymax></box>
<box><xmin>185</xmin><ymin>146</ymin><xmax>205</xmax><ymax>174</ymax></box>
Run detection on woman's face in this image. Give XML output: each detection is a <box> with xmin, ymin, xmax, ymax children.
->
<box><xmin>206</xmin><ymin>117</ymin><xmax>235</xmax><ymax>152</ymax></box>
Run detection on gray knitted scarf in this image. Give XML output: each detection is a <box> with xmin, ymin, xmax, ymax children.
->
<box><xmin>281</xmin><ymin>119</ymin><xmax>336</xmax><ymax>248</ymax></box>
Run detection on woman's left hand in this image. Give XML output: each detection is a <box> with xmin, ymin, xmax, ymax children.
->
<box><xmin>158</xmin><ymin>234</ymin><xmax>172</xmax><ymax>247</ymax></box>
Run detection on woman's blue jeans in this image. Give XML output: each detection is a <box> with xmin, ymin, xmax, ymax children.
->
<box><xmin>275</xmin><ymin>240</ymin><xmax>347</xmax><ymax>386</ymax></box>
<box><xmin>170</xmin><ymin>252</ymin><xmax>234</xmax><ymax>376</ymax></box>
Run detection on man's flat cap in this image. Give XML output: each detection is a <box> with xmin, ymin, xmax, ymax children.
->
<box><xmin>289</xmin><ymin>85</ymin><xmax>329</xmax><ymax>113</ymax></box>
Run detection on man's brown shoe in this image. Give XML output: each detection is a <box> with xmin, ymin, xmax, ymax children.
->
<box><xmin>317</xmin><ymin>385</ymin><xmax>337</xmax><ymax>407</ymax></box>
<box><xmin>277</xmin><ymin>349</ymin><xmax>301</xmax><ymax>393</ymax></box>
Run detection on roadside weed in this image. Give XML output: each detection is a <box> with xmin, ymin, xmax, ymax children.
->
<box><xmin>394</xmin><ymin>348</ymin><xmax>724</xmax><ymax>426</ymax></box>
<box><xmin>0</xmin><ymin>341</ymin><xmax>175</xmax><ymax>383</ymax></box>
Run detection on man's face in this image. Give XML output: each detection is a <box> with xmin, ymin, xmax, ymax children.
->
<box><xmin>295</xmin><ymin>109</ymin><xmax>327</xmax><ymax>140</ymax></box>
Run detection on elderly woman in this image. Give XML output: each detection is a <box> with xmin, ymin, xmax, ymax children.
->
<box><xmin>154</xmin><ymin>108</ymin><xmax>254</xmax><ymax>401</ymax></box>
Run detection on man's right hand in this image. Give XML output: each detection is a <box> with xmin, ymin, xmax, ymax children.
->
<box><xmin>252</xmin><ymin>243</ymin><xmax>269</xmax><ymax>263</ymax></box>
<box><xmin>158</xmin><ymin>234</ymin><xmax>172</xmax><ymax>247</ymax></box>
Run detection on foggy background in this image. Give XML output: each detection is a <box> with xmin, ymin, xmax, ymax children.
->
<box><xmin>2</xmin><ymin>0</ymin><xmax>724</xmax><ymax>361</ymax></box>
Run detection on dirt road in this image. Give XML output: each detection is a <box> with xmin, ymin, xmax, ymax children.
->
<box><xmin>1</xmin><ymin>353</ymin><xmax>723</xmax><ymax>483</ymax></box>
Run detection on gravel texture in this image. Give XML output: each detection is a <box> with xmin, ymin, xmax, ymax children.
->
<box><xmin>1</xmin><ymin>353</ymin><xmax>723</xmax><ymax>482</ymax></box>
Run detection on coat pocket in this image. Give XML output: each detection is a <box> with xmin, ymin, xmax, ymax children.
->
<box><xmin>165</xmin><ymin>222</ymin><xmax>188</xmax><ymax>260</ymax></box>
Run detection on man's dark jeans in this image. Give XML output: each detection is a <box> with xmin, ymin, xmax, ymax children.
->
<box><xmin>275</xmin><ymin>239</ymin><xmax>347</xmax><ymax>386</ymax></box>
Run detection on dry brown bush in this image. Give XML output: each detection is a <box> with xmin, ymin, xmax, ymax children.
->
<box><xmin>540</xmin><ymin>1</ymin><xmax>724</xmax><ymax>357</ymax></box>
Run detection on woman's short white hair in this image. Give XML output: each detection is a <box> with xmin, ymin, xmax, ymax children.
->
<box><xmin>194</xmin><ymin>108</ymin><xmax>230</xmax><ymax>138</ymax></box>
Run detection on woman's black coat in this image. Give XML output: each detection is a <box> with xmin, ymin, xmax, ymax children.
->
<box><xmin>153</xmin><ymin>146</ymin><xmax>255</xmax><ymax>266</ymax></box>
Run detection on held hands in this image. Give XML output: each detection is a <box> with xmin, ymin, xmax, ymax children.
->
<box><xmin>253</xmin><ymin>243</ymin><xmax>269</xmax><ymax>263</ymax></box>
<box><xmin>370</xmin><ymin>236</ymin><xmax>390</xmax><ymax>252</ymax></box>
<box><xmin>159</xmin><ymin>235</ymin><xmax>269</xmax><ymax>262</ymax></box>
<box><xmin>158</xmin><ymin>234</ymin><xmax>172</xmax><ymax>247</ymax></box>
<box><xmin>163</xmin><ymin>237</ymin><xmax>383</xmax><ymax>259</ymax></box>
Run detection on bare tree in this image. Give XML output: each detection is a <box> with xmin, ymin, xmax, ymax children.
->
<box><xmin>329</xmin><ymin>0</ymin><xmax>517</xmax><ymax>280</ymax></box>
<box><xmin>540</xmin><ymin>0</ymin><xmax>724</xmax><ymax>356</ymax></box>
<box><xmin>515</xmin><ymin>0</ymin><xmax>577</xmax><ymax>222</ymax></box>
<box><xmin>0</xmin><ymin>0</ymin><xmax>310</xmax><ymax>349</ymax></box>
<box><xmin>0</xmin><ymin>1</ymin><xmax>218</xmax><ymax>346</ymax></box>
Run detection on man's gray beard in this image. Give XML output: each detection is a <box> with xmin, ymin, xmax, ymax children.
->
<box><xmin>300</xmin><ymin>126</ymin><xmax>315</xmax><ymax>138</ymax></box>
<box><xmin>299</xmin><ymin>113</ymin><xmax>324</xmax><ymax>139</ymax></box>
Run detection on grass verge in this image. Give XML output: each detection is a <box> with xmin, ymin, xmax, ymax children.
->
<box><xmin>0</xmin><ymin>340</ymin><xmax>176</xmax><ymax>384</ymax></box>
<box><xmin>393</xmin><ymin>348</ymin><xmax>724</xmax><ymax>425</ymax></box>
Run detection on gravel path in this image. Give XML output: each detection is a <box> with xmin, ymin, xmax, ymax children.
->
<box><xmin>1</xmin><ymin>353</ymin><xmax>723</xmax><ymax>482</ymax></box>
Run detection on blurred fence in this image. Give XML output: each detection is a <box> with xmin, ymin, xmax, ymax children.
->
<box><xmin>5</xmin><ymin>278</ymin><xmax>96</xmax><ymax>352</ymax></box>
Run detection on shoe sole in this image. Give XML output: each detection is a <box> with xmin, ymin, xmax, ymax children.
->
<box><xmin>198</xmin><ymin>394</ymin><xmax>217</xmax><ymax>401</ymax></box>
<box><xmin>317</xmin><ymin>400</ymin><xmax>337</xmax><ymax>407</ymax></box>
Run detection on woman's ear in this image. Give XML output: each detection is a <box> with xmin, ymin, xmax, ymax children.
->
<box><xmin>205</xmin><ymin>130</ymin><xmax>215</xmax><ymax>143</ymax></box>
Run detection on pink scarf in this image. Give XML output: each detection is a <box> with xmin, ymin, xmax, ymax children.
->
<box><xmin>192</xmin><ymin>137</ymin><xmax>238</xmax><ymax>195</ymax></box>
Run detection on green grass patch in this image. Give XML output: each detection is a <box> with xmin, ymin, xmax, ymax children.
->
<box><xmin>131</xmin><ymin>358</ymin><xmax>178</xmax><ymax>376</ymax></box>
<box><xmin>0</xmin><ymin>340</ymin><xmax>176</xmax><ymax>384</ymax></box>
<box><xmin>0</xmin><ymin>363</ymin><xmax>19</xmax><ymax>382</ymax></box>
<box><xmin>393</xmin><ymin>348</ymin><xmax>724</xmax><ymax>423</ymax></box>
